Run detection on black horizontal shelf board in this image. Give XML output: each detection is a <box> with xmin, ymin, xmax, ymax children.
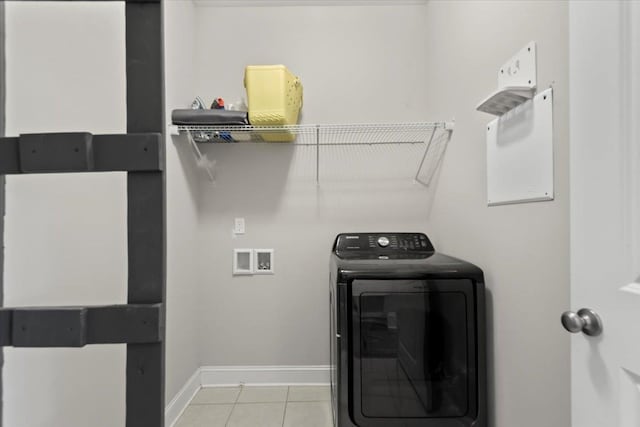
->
<box><xmin>19</xmin><ymin>132</ymin><xmax>94</xmax><ymax>173</ymax></box>
<box><xmin>13</xmin><ymin>307</ymin><xmax>88</xmax><ymax>347</ymax></box>
<box><xmin>0</xmin><ymin>132</ymin><xmax>163</xmax><ymax>174</ymax></box>
<box><xmin>0</xmin><ymin>304</ymin><xmax>163</xmax><ymax>347</ymax></box>
<box><xmin>94</xmin><ymin>133</ymin><xmax>164</xmax><ymax>172</ymax></box>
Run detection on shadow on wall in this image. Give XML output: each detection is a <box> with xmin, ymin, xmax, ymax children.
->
<box><xmin>496</xmin><ymin>101</ymin><xmax>535</xmax><ymax>148</ymax></box>
<box><xmin>185</xmin><ymin>139</ymin><xmax>449</xmax><ymax>222</ymax></box>
<box><xmin>170</xmin><ymin>134</ymin><xmax>204</xmax><ymax>206</ymax></box>
<box><xmin>198</xmin><ymin>143</ymin><xmax>296</xmax><ymax>212</ymax></box>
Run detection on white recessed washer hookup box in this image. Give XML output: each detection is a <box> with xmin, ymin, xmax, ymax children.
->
<box><xmin>254</xmin><ymin>249</ymin><xmax>275</xmax><ymax>275</ymax></box>
<box><xmin>233</xmin><ymin>249</ymin><xmax>254</xmax><ymax>275</ymax></box>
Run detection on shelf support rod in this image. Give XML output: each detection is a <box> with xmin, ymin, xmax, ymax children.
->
<box><xmin>424</xmin><ymin>130</ymin><xmax>452</xmax><ymax>186</ymax></box>
<box><xmin>414</xmin><ymin>126</ymin><xmax>438</xmax><ymax>184</ymax></box>
<box><xmin>316</xmin><ymin>125</ymin><xmax>320</xmax><ymax>184</ymax></box>
<box><xmin>186</xmin><ymin>131</ymin><xmax>215</xmax><ymax>182</ymax></box>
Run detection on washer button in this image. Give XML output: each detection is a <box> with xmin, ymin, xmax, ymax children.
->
<box><xmin>377</xmin><ymin>237</ymin><xmax>390</xmax><ymax>247</ymax></box>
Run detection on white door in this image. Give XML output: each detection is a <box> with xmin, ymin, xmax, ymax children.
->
<box><xmin>569</xmin><ymin>1</ymin><xmax>640</xmax><ymax>426</ymax></box>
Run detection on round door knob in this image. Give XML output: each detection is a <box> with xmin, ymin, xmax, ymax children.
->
<box><xmin>561</xmin><ymin>308</ymin><xmax>603</xmax><ymax>336</ymax></box>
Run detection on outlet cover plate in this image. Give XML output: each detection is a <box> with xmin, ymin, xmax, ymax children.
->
<box><xmin>234</xmin><ymin>218</ymin><xmax>245</xmax><ymax>234</ymax></box>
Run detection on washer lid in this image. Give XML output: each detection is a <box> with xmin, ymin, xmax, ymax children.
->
<box><xmin>333</xmin><ymin>232</ymin><xmax>434</xmax><ymax>260</ymax></box>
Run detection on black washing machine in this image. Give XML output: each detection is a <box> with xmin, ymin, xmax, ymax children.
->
<box><xmin>329</xmin><ymin>233</ymin><xmax>486</xmax><ymax>427</ymax></box>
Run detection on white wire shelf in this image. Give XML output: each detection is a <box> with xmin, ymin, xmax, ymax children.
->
<box><xmin>177</xmin><ymin>122</ymin><xmax>450</xmax><ymax>144</ymax></box>
<box><xmin>175</xmin><ymin>122</ymin><xmax>454</xmax><ymax>184</ymax></box>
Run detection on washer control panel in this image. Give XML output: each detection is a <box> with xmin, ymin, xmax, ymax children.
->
<box><xmin>334</xmin><ymin>233</ymin><xmax>434</xmax><ymax>259</ymax></box>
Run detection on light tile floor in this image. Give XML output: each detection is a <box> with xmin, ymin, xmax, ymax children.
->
<box><xmin>175</xmin><ymin>385</ymin><xmax>333</xmax><ymax>427</ymax></box>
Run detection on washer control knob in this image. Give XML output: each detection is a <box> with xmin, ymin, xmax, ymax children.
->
<box><xmin>377</xmin><ymin>237</ymin><xmax>390</xmax><ymax>247</ymax></box>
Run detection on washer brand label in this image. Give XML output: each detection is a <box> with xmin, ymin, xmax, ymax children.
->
<box><xmin>345</xmin><ymin>236</ymin><xmax>360</xmax><ymax>239</ymax></box>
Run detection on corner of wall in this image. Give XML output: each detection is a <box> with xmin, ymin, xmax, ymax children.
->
<box><xmin>163</xmin><ymin>0</ymin><xmax>205</xmax><ymax>406</ymax></box>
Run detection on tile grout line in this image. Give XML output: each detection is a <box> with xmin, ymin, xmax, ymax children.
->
<box><xmin>235</xmin><ymin>384</ymin><xmax>243</xmax><ymax>404</ymax></box>
<box><xmin>178</xmin><ymin>386</ymin><xmax>330</xmax><ymax>427</ymax></box>
<box><xmin>224</xmin><ymin>385</ymin><xmax>243</xmax><ymax>427</ymax></box>
<box><xmin>281</xmin><ymin>386</ymin><xmax>291</xmax><ymax>427</ymax></box>
<box><xmin>191</xmin><ymin>402</ymin><xmax>243</xmax><ymax>406</ymax></box>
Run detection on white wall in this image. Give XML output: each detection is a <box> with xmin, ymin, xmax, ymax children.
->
<box><xmin>185</xmin><ymin>2</ymin><xmax>570</xmax><ymax>427</ymax></box>
<box><xmin>3</xmin><ymin>2</ymin><xmax>570</xmax><ymax>426</ymax></box>
<box><xmin>421</xmin><ymin>2</ymin><xmax>570</xmax><ymax>427</ymax></box>
<box><xmin>189</xmin><ymin>3</ymin><xmax>435</xmax><ymax>367</ymax></box>
<box><xmin>4</xmin><ymin>3</ymin><xmax>127</xmax><ymax>426</ymax></box>
<box><xmin>164</xmin><ymin>0</ymin><xmax>203</xmax><ymax>405</ymax></box>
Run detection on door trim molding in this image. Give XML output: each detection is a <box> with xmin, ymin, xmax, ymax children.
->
<box><xmin>615</xmin><ymin>0</ymin><xmax>640</xmax><ymax>282</ymax></box>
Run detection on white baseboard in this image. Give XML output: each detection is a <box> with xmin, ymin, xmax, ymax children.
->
<box><xmin>200</xmin><ymin>365</ymin><xmax>331</xmax><ymax>387</ymax></box>
<box><xmin>165</xmin><ymin>365</ymin><xmax>330</xmax><ymax>426</ymax></box>
<box><xmin>165</xmin><ymin>369</ymin><xmax>202</xmax><ymax>427</ymax></box>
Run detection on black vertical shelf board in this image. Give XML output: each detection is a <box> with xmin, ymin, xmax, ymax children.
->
<box><xmin>125</xmin><ymin>2</ymin><xmax>166</xmax><ymax>427</ymax></box>
<box><xmin>0</xmin><ymin>1</ymin><xmax>6</xmax><ymax>424</ymax></box>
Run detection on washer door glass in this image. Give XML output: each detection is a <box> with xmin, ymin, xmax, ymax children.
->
<box><xmin>358</xmin><ymin>287</ymin><xmax>470</xmax><ymax>418</ymax></box>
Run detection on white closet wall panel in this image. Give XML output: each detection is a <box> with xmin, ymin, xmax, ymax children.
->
<box><xmin>4</xmin><ymin>3</ymin><xmax>127</xmax><ymax>427</ymax></box>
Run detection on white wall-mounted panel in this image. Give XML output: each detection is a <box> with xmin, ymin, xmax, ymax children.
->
<box><xmin>486</xmin><ymin>88</ymin><xmax>554</xmax><ymax>206</ymax></box>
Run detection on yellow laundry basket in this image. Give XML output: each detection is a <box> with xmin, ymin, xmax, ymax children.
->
<box><xmin>244</xmin><ymin>65</ymin><xmax>303</xmax><ymax>142</ymax></box>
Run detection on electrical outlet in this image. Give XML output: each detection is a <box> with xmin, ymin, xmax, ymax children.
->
<box><xmin>234</xmin><ymin>217</ymin><xmax>245</xmax><ymax>234</ymax></box>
